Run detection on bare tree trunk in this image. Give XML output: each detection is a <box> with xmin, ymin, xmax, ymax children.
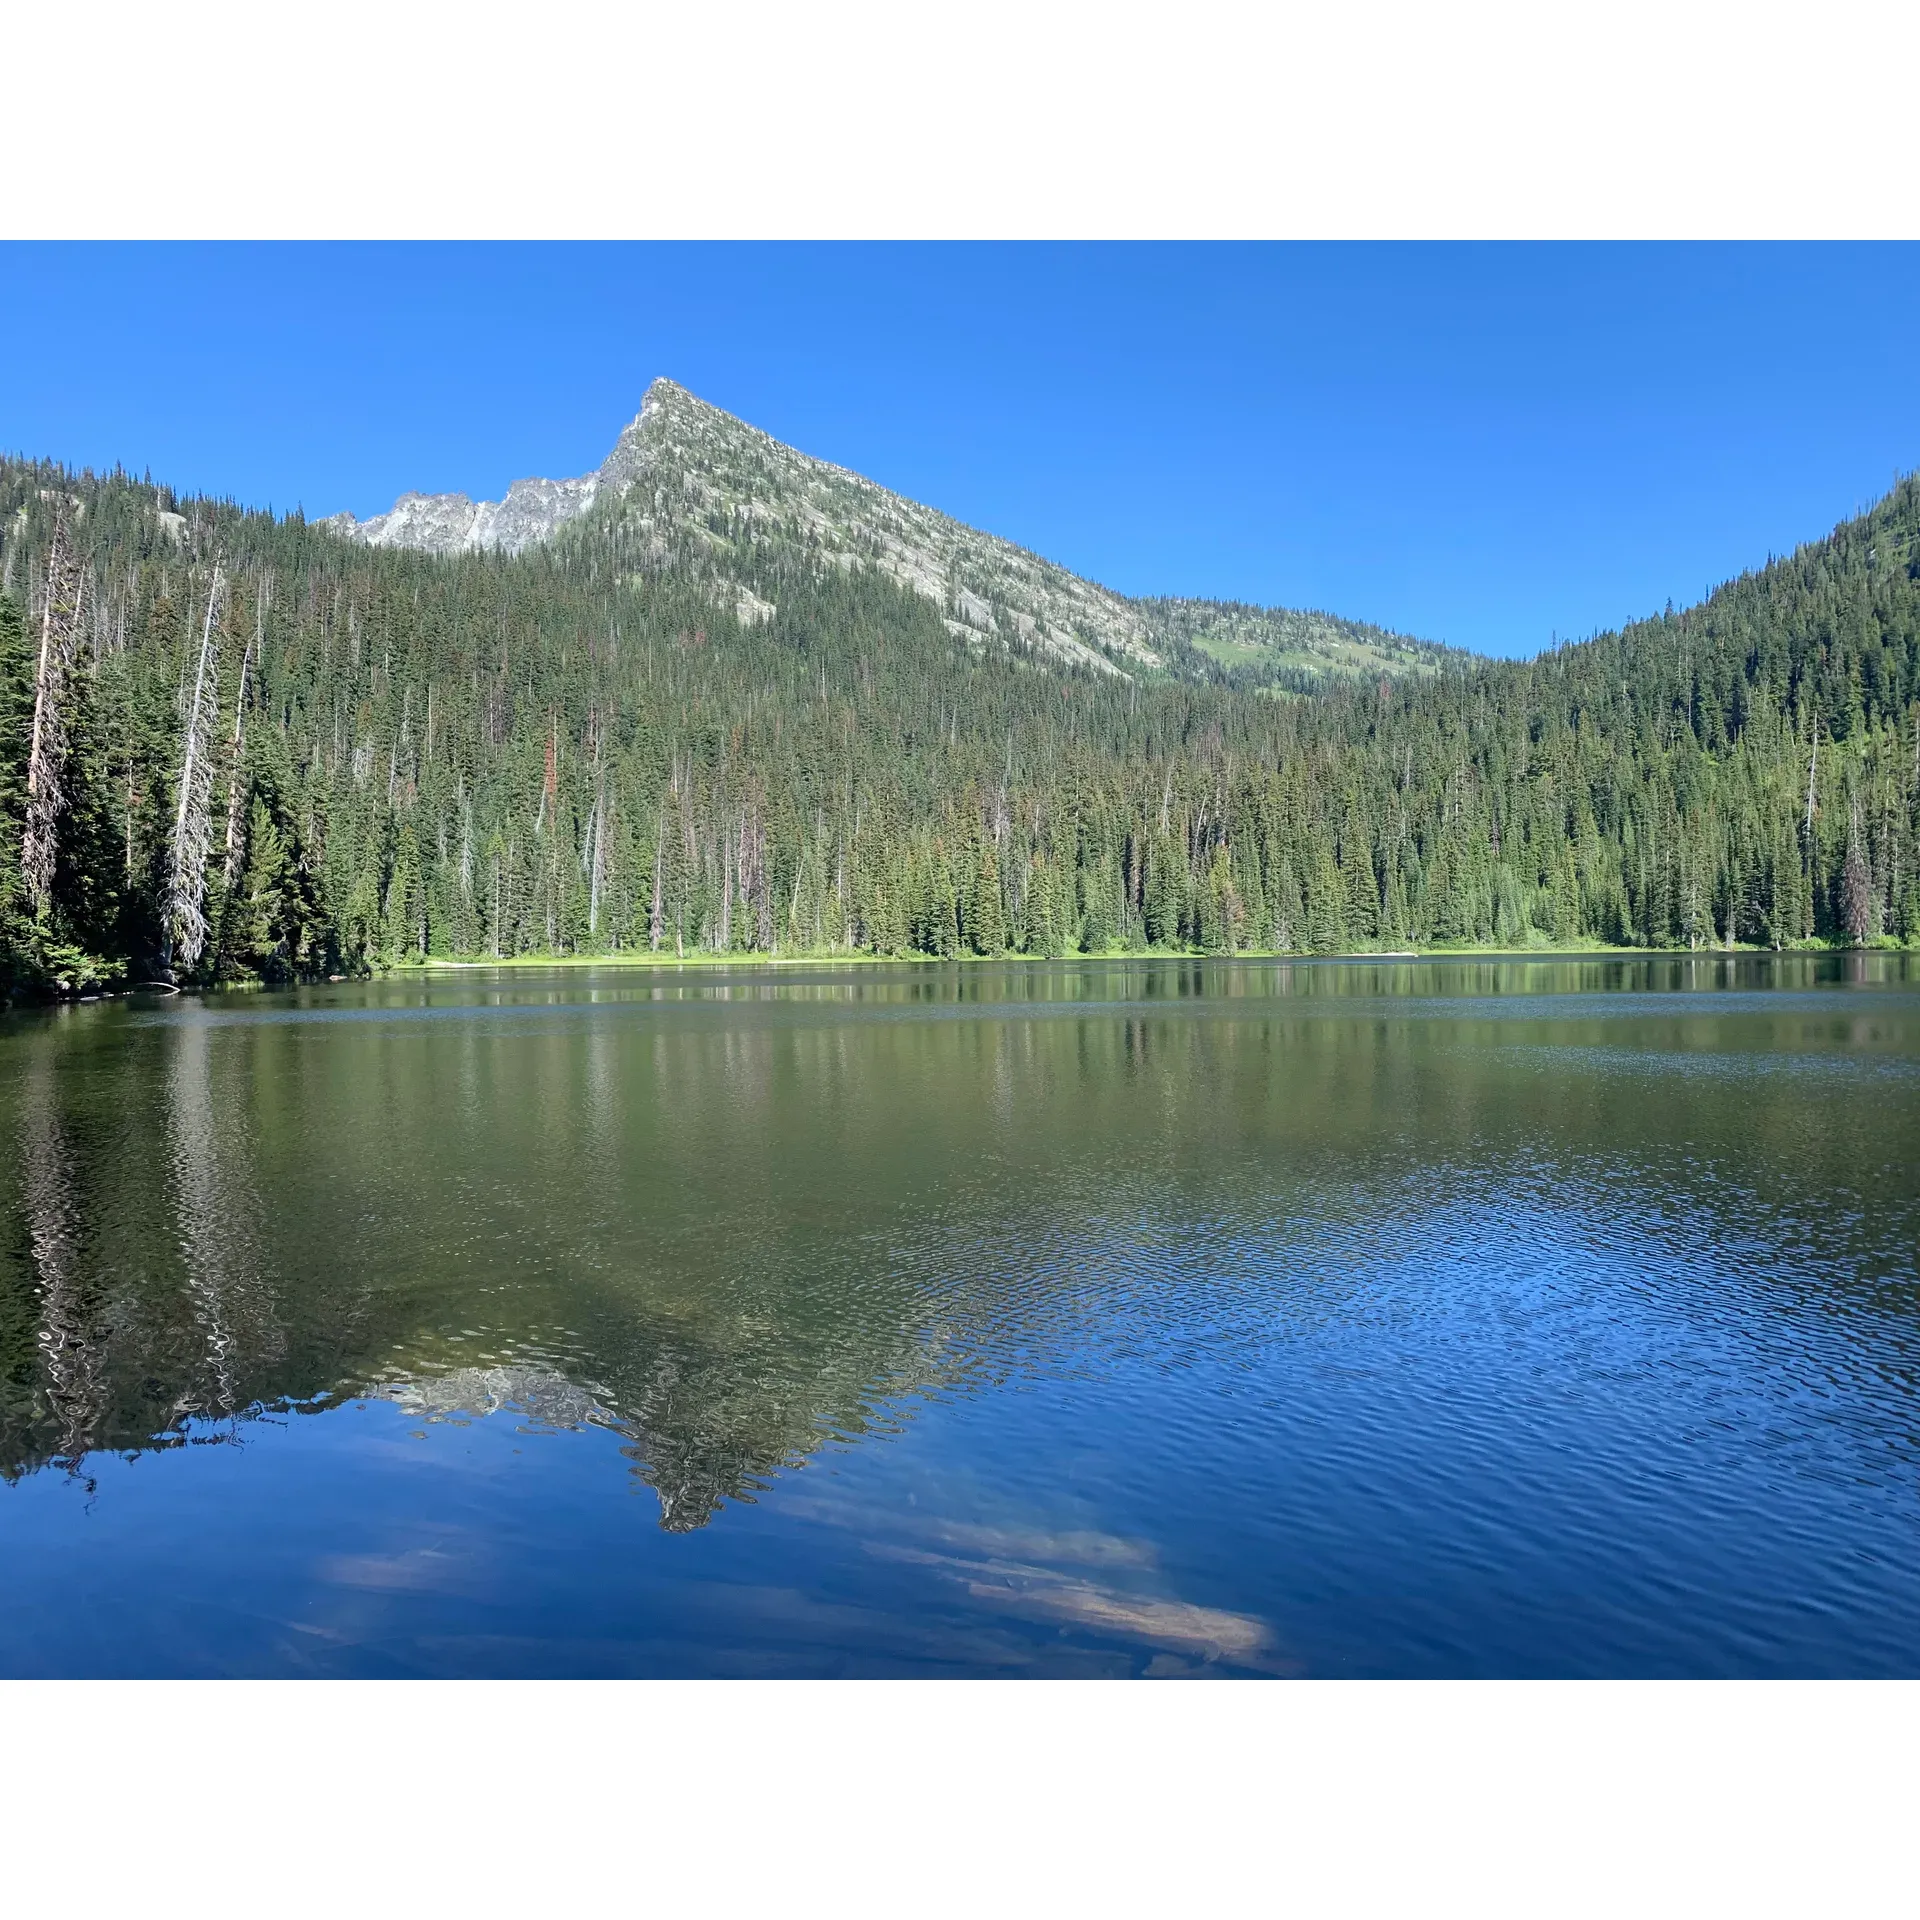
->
<box><xmin>165</xmin><ymin>566</ymin><xmax>226</xmax><ymax>974</ymax></box>
<box><xmin>755</xmin><ymin>816</ymin><xmax>773</xmax><ymax>950</ymax></box>
<box><xmin>23</xmin><ymin>516</ymin><xmax>87</xmax><ymax>917</ymax></box>
<box><xmin>458</xmin><ymin>781</ymin><xmax>473</xmax><ymax>902</ymax></box>
<box><xmin>649</xmin><ymin>811</ymin><xmax>664</xmax><ymax>950</ymax></box>
<box><xmin>221</xmin><ymin>578</ymin><xmax>264</xmax><ymax>888</ymax></box>
<box><xmin>1803</xmin><ymin>711</ymin><xmax>1819</xmax><ymax>841</ymax></box>
<box><xmin>588</xmin><ymin>782</ymin><xmax>607</xmax><ymax>938</ymax></box>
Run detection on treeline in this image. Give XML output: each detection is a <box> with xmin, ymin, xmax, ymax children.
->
<box><xmin>3</xmin><ymin>455</ymin><xmax>1919</xmax><ymax>994</ymax></box>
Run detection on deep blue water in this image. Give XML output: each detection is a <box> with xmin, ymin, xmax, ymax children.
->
<box><xmin>4</xmin><ymin>953</ymin><xmax>1917</xmax><ymax>1676</ymax></box>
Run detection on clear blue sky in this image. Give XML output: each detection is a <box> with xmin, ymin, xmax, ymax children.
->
<box><xmin>3</xmin><ymin>243</ymin><xmax>1917</xmax><ymax>658</ymax></box>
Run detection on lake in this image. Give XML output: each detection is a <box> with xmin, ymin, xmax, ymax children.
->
<box><xmin>3</xmin><ymin>953</ymin><xmax>1918</xmax><ymax>1677</ymax></box>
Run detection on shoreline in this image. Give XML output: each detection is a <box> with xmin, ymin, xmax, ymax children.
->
<box><xmin>9</xmin><ymin>940</ymin><xmax>1906</xmax><ymax>1008</ymax></box>
<box><xmin>399</xmin><ymin>938</ymin><xmax>1896</xmax><ymax>973</ymax></box>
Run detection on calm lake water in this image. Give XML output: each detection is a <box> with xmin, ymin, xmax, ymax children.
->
<box><xmin>3</xmin><ymin>954</ymin><xmax>1918</xmax><ymax>1677</ymax></box>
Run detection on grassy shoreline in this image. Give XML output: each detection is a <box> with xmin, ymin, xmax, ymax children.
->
<box><xmin>9</xmin><ymin>938</ymin><xmax>1907</xmax><ymax>1007</ymax></box>
<box><xmin>395</xmin><ymin>936</ymin><xmax>1908</xmax><ymax>973</ymax></box>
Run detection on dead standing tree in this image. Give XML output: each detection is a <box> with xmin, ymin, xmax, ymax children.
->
<box><xmin>649</xmin><ymin>808</ymin><xmax>665</xmax><ymax>950</ymax></box>
<box><xmin>586</xmin><ymin>778</ymin><xmax>610</xmax><ymax>939</ymax></box>
<box><xmin>164</xmin><ymin>565</ymin><xmax>227</xmax><ymax>976</ymax></box>
<box><xmin>22</xmin><ymin>515</ymin><xmax>88</xmax><ymax>918</ymax></box>
<box><xmin>221</xmin><ymin>572</ymin><xmax>266</xmax><ymax>888</ymax></box>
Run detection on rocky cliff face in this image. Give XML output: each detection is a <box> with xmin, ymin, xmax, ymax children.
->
<box><xmin>319</xmin><ymin>445</ymin><xmax>613</xmax><ymax>555</ymax></box>
<box><xmin>321</xmin><ymin>378</ymin><xmax>1449</xmax><ymax>683</ymax></box>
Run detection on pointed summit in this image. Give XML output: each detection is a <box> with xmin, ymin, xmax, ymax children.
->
<box><xmin>317</xmin><ymin>382</ymin><xmax>1447</xmax><ymax>683</ymax></box>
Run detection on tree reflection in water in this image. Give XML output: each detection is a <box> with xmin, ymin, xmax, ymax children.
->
<box><xmin>3</xmin><ymin>954</ymin><xmax>1918</xmax><ymax>1558</ymax></box>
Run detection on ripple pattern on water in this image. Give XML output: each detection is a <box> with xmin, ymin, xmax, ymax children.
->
<box><xmin>2</xmin><ymin>952</ymin><xmax>1917</xmax><ymax>1675</ymax></box>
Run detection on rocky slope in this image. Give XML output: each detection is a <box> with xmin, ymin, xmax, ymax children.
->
<box><xmin>322</xmin><ymin>378</ymin><xmax>1453</xmax><ymax>683</ymax></box>
<box><xmin>1138</xmin><ymin>597</ymin><xmax>1457</xmax><ymax>683</ymax></box>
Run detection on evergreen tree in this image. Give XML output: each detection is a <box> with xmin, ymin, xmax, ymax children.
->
<box><xmin>4</xmin><ymin>449</ymin><xmax>1920</xmax><ymax>997</ymax></box>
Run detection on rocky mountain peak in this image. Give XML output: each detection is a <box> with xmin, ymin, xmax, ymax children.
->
<box><xmin>318</xmin><ymin>376</ymin><xmax>682</xmax><ymax>557</ymax></box>
<box><xmin>317</xmin><ymin>380</ymin><xmax>1451</xmax><ymax>684</ymax></box>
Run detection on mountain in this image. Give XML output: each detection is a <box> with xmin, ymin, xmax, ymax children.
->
<box><xmin>320</xmin><ymin>472</ymin><xmax>600</xmax><ymax>558</ymax></box>
<box><xmin>2</xmin><ymin>413</ymin><xmax>1917</xmax><ymax>1000</ymax></box>
<box><xmin>322</xmin><ymin>378</ymin><xmax>1454</xmax><ymax>687</ymax></box>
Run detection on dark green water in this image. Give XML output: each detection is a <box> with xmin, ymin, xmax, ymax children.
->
<box><xmin>4</xmin><ymin>954</ymin><xmax>1918</xmax><ymax>1677</ymax></box>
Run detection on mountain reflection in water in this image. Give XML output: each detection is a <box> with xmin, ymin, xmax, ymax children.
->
<box><xmin>3</xmin><ymin>955</ymin><xmax>1919</xmax><ymax>1677</ymax></box>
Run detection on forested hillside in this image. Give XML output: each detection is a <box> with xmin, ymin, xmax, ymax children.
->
<box><xmin>2</xmin><ymin>445</ymin><xmax>1918</xmax><ymax>995</ymax></box>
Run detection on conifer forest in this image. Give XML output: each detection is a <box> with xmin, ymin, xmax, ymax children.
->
<box><xmin>4</xmin><ymin>435</ymin><xmax>1919</xmax><ymax>998</ymax></box>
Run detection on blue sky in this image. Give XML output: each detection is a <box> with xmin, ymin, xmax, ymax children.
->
<box><xmin>2</xmin><ymin>242</ymin><xmax>1916</xmax><ymax>658</ymax></box>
